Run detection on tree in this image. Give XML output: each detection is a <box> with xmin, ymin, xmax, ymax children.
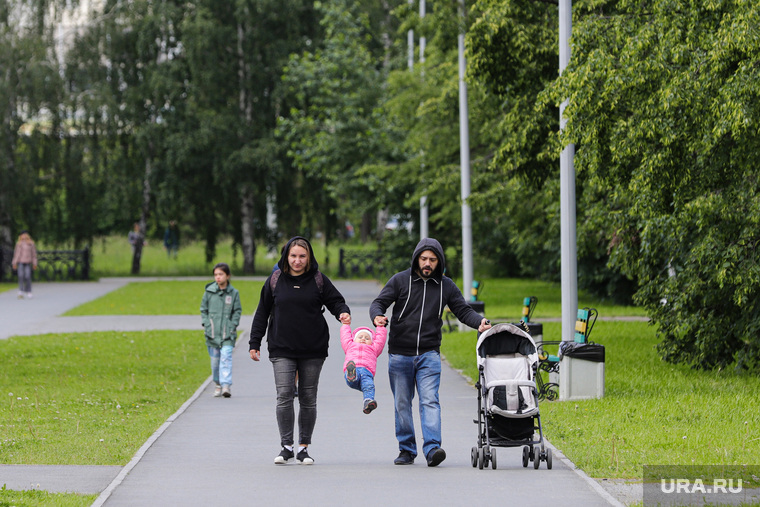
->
<box><xmin>277</xmin><ymin>0</ymin><xmax>404</xmax><ymax>244</ymax></box>
<box><xmin>0</xmin><ymin>1</ymin><xmax>65</xmax><ymax>254</ymax></box>
<box><xmin>551</xmin><ymin>0</ymin><xmax>760</xmax><ymax>370</ymax></box>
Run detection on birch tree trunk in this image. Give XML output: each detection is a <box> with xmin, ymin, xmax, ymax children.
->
<box><xmin>131</xmin><ymin>149</ymin><xmax>152</xmax><ymax>275</ymax></box>
<box><xmin>238</xmin><ymin>16</ymin><xmax>257</xmax><ymax>274</ymax></box>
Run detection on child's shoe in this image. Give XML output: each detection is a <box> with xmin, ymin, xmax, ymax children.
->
<box><xmin>363</xmin><ymin>399</ymin><xmax>377</xmax><ymax>414</ymax></box>
<box><xmin>346</xmin><ymin>361</ymin><xmax>356</xmax><ymax>382</ymax></box>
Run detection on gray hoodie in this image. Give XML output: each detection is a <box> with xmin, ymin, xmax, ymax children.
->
<box><xmin>370</xmin><ymin>238</ymin><xmax>483</xmax><ymax>356</ymax></box>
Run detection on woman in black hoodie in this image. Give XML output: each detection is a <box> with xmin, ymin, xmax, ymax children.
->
<box><xmin>249</xmin><ymin>236</ymin><xmax>351</xmax><ymax>465</ymax></box>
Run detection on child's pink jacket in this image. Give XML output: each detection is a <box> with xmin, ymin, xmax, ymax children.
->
<box><xmin>340</xmin><ymin>324</ymin><xmax>387</xmax><ymax>376</ymax></box>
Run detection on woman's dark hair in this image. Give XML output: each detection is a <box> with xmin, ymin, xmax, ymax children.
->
<box><xmin>213</xmin><ymin>262</ymin><xmax>231</xmax><ymax>276</ymax></box>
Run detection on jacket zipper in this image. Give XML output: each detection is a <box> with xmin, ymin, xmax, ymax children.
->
<box><xmin>416</xmin><ymin>279</ymin><xmax>428</xmax><ymax>355</ymax></box>
<box><xmin>222</xmin><ymin>293</ymin><xmax>227</xmax><ymax>339</ymax></box>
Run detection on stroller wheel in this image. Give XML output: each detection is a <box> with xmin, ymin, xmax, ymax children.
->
<box><xmin>478</xmin><ymin>447</ymin><xmax>485</xmax><ymax>470</ymax></box>
<box><xmin>533</xmin><ymin>449</ymin><xmax>541</xmax><ymax>469</ymax></box>
<box><xmin>522</xmin><ymin>446</ymin><xmax>529</xmax><ymax>468</ymax></box>
<box><xmin>471</xmin><ymin>447</ymin><xmax>478</xmax><ymax>467</ymax></box>
<box><xmin>546</xmin><ymin>448</ymin><xmax>553</xmax><ymax>469</ymax></box>
<box><xmin>490</xmin><ymin>448</ymin><xmax>497</xmax><ymax>470</ymax></box>
<box><xmin>483</xmin><ymin>445</ymin><xmax>490</xmax><ymax>468</ymax></box>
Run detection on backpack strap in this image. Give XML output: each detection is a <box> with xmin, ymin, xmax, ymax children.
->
<box><xmin>270</xmin><ymin>268</ymin><xmax>323</xmax><ymax>295</ymax></box>
<box><xmin>270</xmin><ymin>269</ymin><xmax>282</xmax><ymax>292</ymax></box>
<box><xmin>315</xmin><ymin>271</ymin><xmax>324</xmax><ymax>294</ymax></box>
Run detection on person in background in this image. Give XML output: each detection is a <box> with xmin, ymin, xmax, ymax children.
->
<box><xmin>164</xmin><ymin>220</ymin><xmax>179</xmax><ymax>258</ymax></box>
<box><xmin>370</xmin><ymin>237</ymin><xmax>491</xmax><ymax>467</ymax></box>
<box><xmin>128</xmin><ymin>222</ymin><xmax>142</xmax><ymax>252</ymax></box>
<box><xmin>12</xmin><ymin>230</ymin><xmax>38</xmax><ymax>299</ymax></box>
<box><xmin>200</xmin><ymin>262</ymin><xmax>242</xmax><ymax>398</ymax></box>
<box><xmin>249</xmin><ymin>236</ymin><xmax>351</xmax><ymax>465</ymax></box>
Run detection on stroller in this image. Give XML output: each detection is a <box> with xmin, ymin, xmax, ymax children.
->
<box><xmin>471</xmin><ymin>323</ymin><xmax>552</xmax><ymax>470</ymax></box>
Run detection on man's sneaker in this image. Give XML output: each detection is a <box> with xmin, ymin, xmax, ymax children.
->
<box><xmin>274</xmin><ymin>447</ymin><xmax>294</xmax><ymax>465</ymax></box>
<box><xmin>296</xmin><ymin>448</ymin><xmax>314</xmax><ymax>465</ymax></box>
<box><xmin>26</xmin><ymin>292</ymin><xmax>33</xmax><ymax>299</ymax></box>
<box><xmin>426</xmin><ymin>447</ymin><xmax>446</xmax><ymax>467</ymax></box>
<box><xmin>213</xmin><ymin>384</ymin><xmax>222</xmax><ymax>397</ymax></box>
<box><xmin>363</xmin><ymin>399</ymin><xmax>377</xmax><ymax>414</ymax></box>
<box><xmin>394</xmin><ymin>450</ymin><xmax>414</xmax><ymax>465</ymax></box>
<box><xmin>221</xmin><ymin>385</ymin><xmax>231</xmax><ymax>398</ymax></box>
<box><xmin>17</xmin><ymin>292</ymin><xmax>24</xmax><ymax>299</ymax></box>
<box><xmin>346</xmin><ymin>361</ymin><xmax>356</xmax><ymax>382</ymax></box>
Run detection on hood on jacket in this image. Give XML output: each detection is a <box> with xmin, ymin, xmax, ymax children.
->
<box><xmin>353</xmin><ymin>326</ymin><xmax>374</xmax><ymax>342</ymax></box>
<box><xmin>205</xmin><ymin>281</ymin><xmax>226</xmax><ymax>293</ymax></box>
<box><xmin>411</xmin><ymin>238</ymin><xmax>445</xmax><ymax>280</ymax></box>
<box><xmin>277</xmin><ymin>236</ymin><xmax>319</xmax><ymax>276</ymax></box>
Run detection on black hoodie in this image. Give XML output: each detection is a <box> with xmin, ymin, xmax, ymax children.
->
<box><xmin>370</xmin><ymin>238</ymin><xmax>483</xmax><ymax>356</ymax></box>
<box><xmin>249</xmin><ymin>236</ymin><xmax>350</xmax><ymax>359</ymax></box>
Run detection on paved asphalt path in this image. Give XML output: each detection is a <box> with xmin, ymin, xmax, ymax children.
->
<box><xmin>0</xmin><ymin>279</ymin><xmax>623</xmax><ymax>506</ymax></box>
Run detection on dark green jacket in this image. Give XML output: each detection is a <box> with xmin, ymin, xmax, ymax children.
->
<box><xmin>200</xmin><ymin>282</ymin><xmax>242</xmax><ymax>347</ymax></box>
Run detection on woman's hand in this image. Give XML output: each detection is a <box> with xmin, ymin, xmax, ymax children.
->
<box><xmin>249</xmin><ymin>349</ymin><xmax>260</xmax><ymax>361</ymax></box>
<box><xmin>339</xmin><ymin>313</ymin><xmax>351</xmax><ymax>325</ymax></box>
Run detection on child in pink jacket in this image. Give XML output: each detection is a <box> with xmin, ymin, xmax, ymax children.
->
<box><xmin>340</xmin><ymin>324</ymin><xmax>387</xmax><ymax>414</ymax></box>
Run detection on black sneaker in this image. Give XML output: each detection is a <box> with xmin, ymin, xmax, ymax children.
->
<box><xmin>274</xmin><ymin>447</ymin><xmax>294</xmax><ymax>465</ymax></box>
<box><xmin>346</xmin><ymin>361</ymin><xmax>357</xmax><ymax>382</ymax></box>
<box><xmin>296</xmin><ymin>448</ymin><xmax>314</xmax><ymax>465</ymax></box>
<box><xmin>426</xmin><ymin>447</ymin><xmax>446</xmax><ymax>467</ymax></box>
<box><xmin>394</xmin><ymin>450</ymin><xmax>414</xmax><ymax>465</ymax></box>
<box><xmin>363</xmin><ymin>399</ymin><xmax>377</xmax><ymax>414</ymax></box>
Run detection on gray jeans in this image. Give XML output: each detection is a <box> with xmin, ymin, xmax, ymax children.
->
<box><xmin>17</xmin><ymin>263</ymin><xmax>32</xmax><ymax>293</ymax></box>
<box><xmin>270</xmin><ymin>357</ymin><xmax>325</xmax><ymax>447</ymax></box>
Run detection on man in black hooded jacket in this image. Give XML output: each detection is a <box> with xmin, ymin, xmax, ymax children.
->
<box><xmin>370</xmin><ymin>238</ymin><xmax>491</xmax><ymax>467</ymax></box>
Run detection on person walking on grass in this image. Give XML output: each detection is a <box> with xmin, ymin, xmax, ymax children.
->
<box><xmin>12</xmin><ymin>230</ymin><xmax>38</xmax><ymax>299</ymax></box>
<box><xmin>341</xmin><ymin>324</ymin><xmax>387</xmax><ymax>414</ymax></box>
<box><xmin>200</xmin><ymin>262</ymin><xmax>242</xmax><ymax>398</ymax></box>
<box><xmin>249</xmin><ymin>236</ymin><xmax>351</xmax><ymax>466</ymax></box>
<box><xmin>163</xmin><ymin>220</ymin><xmax>179</xmax><ymax>258</ymax></box>
<box><xmin>370</xmin><ymin>237</ymin><xmax>491</xmax><ymax>467</ymax></box>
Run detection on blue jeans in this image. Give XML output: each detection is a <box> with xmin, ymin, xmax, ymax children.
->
<box><xmin>17</xmin><ymin>263</ymin><xmax>32</xmax><ymax>293</ymax></box>
<box><xmin>207</xmin><ymin>344</ymin><xmax>233</xmax><ymax>386</ymax></box>
<box><xmin>345</xmin><ymin>367</ymin><xmax>376</xmax><ymax>401</ymax></box>
<box><xmin>270</xmin><ymin>357</ymin><xmax>325</xmax><ymax>447</ymax></box>
<box><xmin>388</xmin><ymin>351</ymin><xmax>442</xmax><ymax>459</ymax></box>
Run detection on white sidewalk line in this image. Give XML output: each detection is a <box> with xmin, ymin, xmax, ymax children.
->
<box><xmin>544</xmin><ymin>440</ymin><xmax>626</xmax><ymax>507</ymax></box>
<box><xmin>90</xmin><ymin>333</ymin><xmax>248</xmax><ymax>507</ymax></box>
<box><xmin>90</xmin><ymin>375</ymin><xmax>214</xmax><ymax>507</ymax></box>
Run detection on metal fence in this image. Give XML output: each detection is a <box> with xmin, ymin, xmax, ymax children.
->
<box><xmin>0</xmin><ymin>247</ymin><xmax>91</xmax><ymax>282</ymax></box>
<box><xmin>338</xmin><ymin>248</ymin><xmax>386</xmax><ymax>279</ymax></box>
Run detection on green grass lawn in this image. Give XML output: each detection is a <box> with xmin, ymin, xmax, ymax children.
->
<box><xmin>0</xmin><ymin>485</ymin><xmax>95</xmax><ymax>507</ymax></box>
<box><xmin>85</xmin><ymin>235</ymin><xmax>345</xmax><ymax>278</ymax></box>
<box><xmin>441</xmin><ymin>320</ymin><xmax>760</xmax><ymax>480</ymax></box>
<box><xmin>63</xmin><ymin>281</ymin><xmax>263</xmax><ymax>316</ymax></box>
<box><xmin>0</xmin><ymin>283</ymin><xmax>15</xmax><ymax>295</ymax></box>
<box><xmin>0</xmin><ymin>331</ymin><xmax>209</xmax><ymax>466</ymax></box>
<box><xmin>470</xmin><ymin>277</ymin><xmax>648</xmax><ymax>320</ymax></box>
